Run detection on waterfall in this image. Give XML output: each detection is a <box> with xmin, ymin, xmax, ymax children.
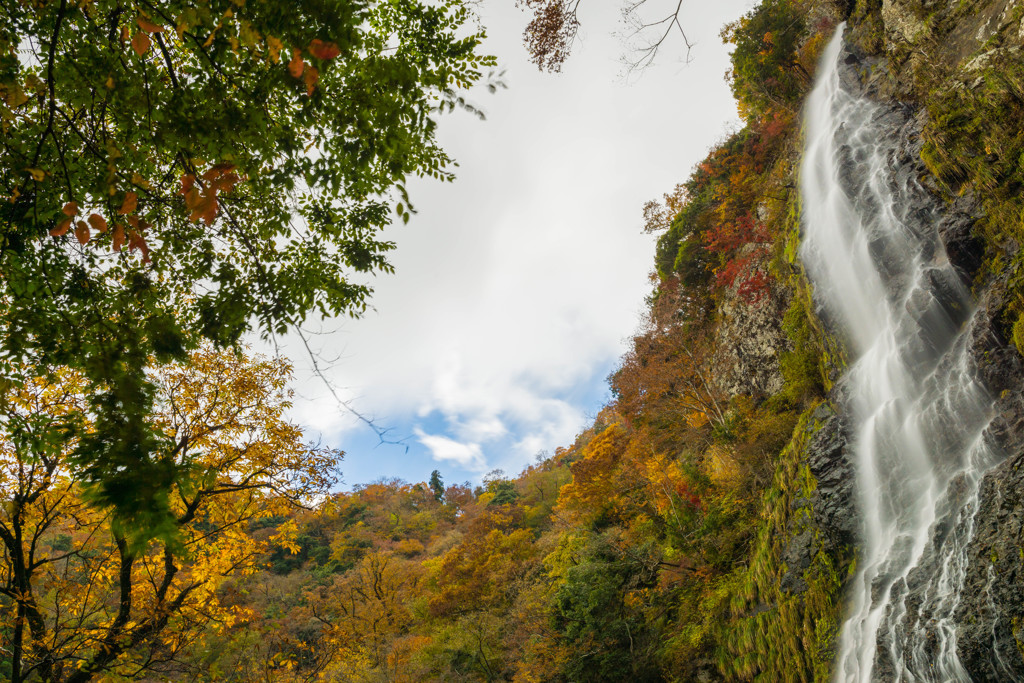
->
<box><xmin>800</xmin><ymin>25</ymin><xmax>1005</xmax><ymax>682</ymax></box>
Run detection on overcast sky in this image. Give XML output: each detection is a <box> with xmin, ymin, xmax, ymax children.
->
<box><xmin>263</xmin><ymin>0</ymin><xmax>753</xmax><ymax>489</ymax></box>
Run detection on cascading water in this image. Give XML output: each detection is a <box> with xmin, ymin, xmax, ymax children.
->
<box><xmin>800</xmin><ymin>25</ymin><xmax>1007</xmax><ymax>682</ymax></box>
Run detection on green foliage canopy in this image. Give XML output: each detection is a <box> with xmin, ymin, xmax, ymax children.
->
<box><xmin>0</xmin><ymin>0</ymin><xmax>493</xmax><ymax>533</ymax></box>
<box><xmin>722</xmin><ymin>0</ymin><xmax>807</xmax><ymax>118</ymax></box>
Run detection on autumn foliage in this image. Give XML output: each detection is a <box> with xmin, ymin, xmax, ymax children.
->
<box><xmin>0</xmin><ymin>1</ymin><xmax>841</xmax><ymax>680</ymax></box>
<box><xmin>0</xmin><ymin>349</ymin><xmax>336</xmax><ymax>681</ymax></box>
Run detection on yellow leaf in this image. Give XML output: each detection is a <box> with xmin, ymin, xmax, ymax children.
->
<box><xmin>238</xmin><ymin>20</ymin><xmax>261</xmax><ymax>49</ymax></box>
<box><xmin>202</xmin><ymin>25</ymin><xmax>220</xmax><ymax>48</ymax></box>
<box><xmin>26</xmin><ymin>168</ymin><xmax>45</xmax><ymax>181</ymax></box>
<box><xmin>105</xmin><ymin>76</ymin><xmax>114</xmax><ymax>89</ymax></box>
<box><xmin>266</xmin><ymin>35</ymin><xmax>283</xmax><ymax>64</ymax></box>
<box><xmin>131</xmin><ymin>172</ymin><xmax>152</xmax><ymax>190</ymax></box>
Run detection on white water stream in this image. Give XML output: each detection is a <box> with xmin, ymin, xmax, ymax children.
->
<box><xmin>800</xmin><ymin>26</ymin><xmax>1003</xmax><ymax>682</ymax></box>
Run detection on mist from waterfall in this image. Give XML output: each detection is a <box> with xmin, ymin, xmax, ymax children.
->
<box><xmin>800</xmin><ymin>25</ymin><xmax>1004</xmax><ymax>682</ymax></box>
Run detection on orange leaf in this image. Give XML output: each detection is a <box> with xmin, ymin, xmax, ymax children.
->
<box><xmin>88</xmin><ymin>213</ymin><xmax>108</xmax><ymax>233</ymax></box>
<box><xmin>62</xmin><ymin>201</ymin><xmax>78</xmax><ymax>216</ymax></box>
<box><xmin>189</xmin><ymin>192</ymin><xmax>218</xmax><ymax>224</ymax></box>
<box><xmin>288</xmin><ymin>48</ymin><xmax>305</xmax><ymax>78</ymax></box>
<box><xmin>304</xmin><ymin>66</ymin><xmax>319</xmax><ymax>95</ymax></box>
<box><xmin>118</xmin><ymin>192</ymin><xmax>138</xmax><ymax>215</ymax></box>
<box><xmin>137</xmin><ymin>16</ymin><xmax>165</xmax><ymax>33</ymax></box>
<box><xmin>180</xmin><ymin>173</ymin><xmax>196</xmax><ymax>195</ymax></box>
<box><xmin>112</xmin><ymin>223</ymin><xmax>126</xmax><ymax>251</ymax></box>
<box><xmin>74</xmin><ymin>221</ymin><xmax>90</xmax><ymax>245</ymax></box>
<box><xmin>201</xmin><ymin>163</ymin><xmax>235</xmax><ymax>181</ymax></box>
<box><xmin>212</xmin><ymin>172</ymin><xmax>239</xmax><ymax>194</ymax></box>
<box><xmin>131</xmin><ymin>32</ymin><xmax>151</xmax><ymax>57</ymax></box>
<box><xmin>49</xmin><ymin>217</ymin><xmax>71</xmax><ymax>237</ymax></box>
<box><xmin>309</xmin><ymin>39</ymin><xmax>340</xmax><ymax>60</ymax></box>
<box><xmin>183</xmin><ymin>186</ymin><xmax>202</xmax><ymax>211</ymax></box>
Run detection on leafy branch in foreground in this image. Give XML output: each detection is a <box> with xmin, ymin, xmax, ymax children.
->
<box><xmin>517</xmin><ymin>0</ymin><xmax>693</xmax><ymax>73</ymax></box>
<box><xmin>0</xmin><ymin>0</ymin><xmax>494</xmax><ymax>531</ymax></box>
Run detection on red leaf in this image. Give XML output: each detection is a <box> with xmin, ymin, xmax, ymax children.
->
<box><xmin>131</xmin><ymin>32</ymin><xmax>151</xmax><ymax>57</ymax></box>
<box><xmin>309</xmin><ymin>39</ymin><xmax>340</xmax><ymax>60</ymax></box>
<box><xmin>128</xmin><ymin>230</ymin><xmax>151</xmax><ymax>263</ymax></box>
<box><xmin>201</xmin><ymin>163</ymin><xmax>235</xmax><ymax>181</ymax></box>
<box><xmin>190</xmin><ymin>192</ymin><xmax>218</xmax><ymax>224</ymax></box>
<box><xmin>183</xmin><ymin>165</ymin><xmax>240</xmax><ymax>223</ymax></box>
<box><xmin>62</xmin><ymin>201</ymin><xmax>78</xmax><ymax>216</ymax></box>
<box><xmin>183</xmin><ymin>186</ymin><xmax>202</xmax><ymax>212</ymax></box>
<box><xmin>211</xmin><ymin>172</ymin><xmax>239</xmax><ymax>194</ymax></box>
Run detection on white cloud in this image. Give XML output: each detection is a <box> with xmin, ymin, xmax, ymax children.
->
<box><xmin>257</xmin><ymin>0</ymin><xmax>748</xmax><ymax>485</ymax></box>
<box><xmin>451</xmin><ymin>416</ymin><xmax>508</xmax><ymax>443</ymax></box>
<box><xmin>414</xmin><ymin>428</ymin><xmax>487</xmax><ymax>471</ymax></box>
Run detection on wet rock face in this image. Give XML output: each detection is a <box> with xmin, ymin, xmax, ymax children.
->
<box><xmin>954</xmin><ymin>282</ymin><xmax>1024</xmax><ymax>680</ymax></box>
<box><xmin>780</xmin><ymin>403</ymin><xmax>857</xmax><ymax>596</ymax></box>
<box><xmin>956</xmin><ymin>451</ymin><xmax>1024</xmax><ymax>681</ymax></box>
<box><xmin>805</xmin><ymin>407</ymin><xmax>857</xmax><ymax>556</ymax></box>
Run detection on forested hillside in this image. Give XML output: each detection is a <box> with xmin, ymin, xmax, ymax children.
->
<box><xmin>7</xmin><ymin>0</ymin><xmax>1024</xmax><ymax>678</ymax></box>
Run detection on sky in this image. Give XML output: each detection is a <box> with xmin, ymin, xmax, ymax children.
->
<box><xmin>261</xmin><ymin>0</ymin><xmax>753</xmax><ymax>489</ymax></box>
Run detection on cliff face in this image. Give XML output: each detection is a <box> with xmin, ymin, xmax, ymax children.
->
<box><xmin>714</xmin><ymin>274</ymin><xmax>791</xmax><ymax>398</ymax></box>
